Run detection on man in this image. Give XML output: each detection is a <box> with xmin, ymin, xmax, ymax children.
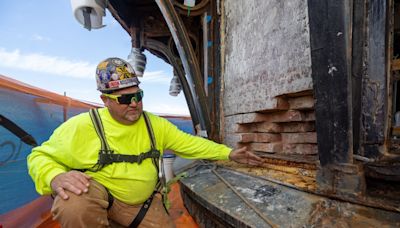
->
<box><xmin>28</xmin><ymin>57</ymin><xmax>263</xmax><ymax>227</ymax></box>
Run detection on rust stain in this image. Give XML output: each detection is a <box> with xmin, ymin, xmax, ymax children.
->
<box><xmin>364</xmin><ymin>78</ymin><xmax>384</xmax><ymax>124</ymax></box>
<box><xmin>261</xmin><ymin>157</ymin><xmax>317</xmax><ymax>170</ymax></box>
<box><xmin>216</xmin><ymin>160</ymin><xmax>317</xmax><ymax>192</ymax></box>
<box><xmin>308</xmin><ymin>199</ymin><xmax>400</xmax><ymax>227</ymax></box>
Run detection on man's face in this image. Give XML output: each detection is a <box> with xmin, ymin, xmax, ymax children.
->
<box><xmin>101</xmin><ymin>86</ymin><xmax>143</xmax><ymax>125</ymax></box>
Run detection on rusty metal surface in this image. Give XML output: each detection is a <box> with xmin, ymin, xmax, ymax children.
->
<box><xmin>180</xmin><ymin>162</ymin><xmax>400</xmax><ymax>227</ymax></box>
<box><xmin>351</xmin><ymin>0</ymin><xmax>366</xmax><ymax>157</ymax></box>
<box><xmin>216</xmin><ymin>159</ymin><xmax>316</xmax><ymax>192</ymax></box>
<box><xmin>361</xmin><ymin>0</ymin><xmax>388</xmax><ymax>158</ymax></box>
<box><xmin>182</xmin><ymin>163</ymin><xmax>318</xmax><ymax>227</ymax></box>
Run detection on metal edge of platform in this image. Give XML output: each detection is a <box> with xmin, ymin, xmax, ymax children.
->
<box><xmin>179</xmin><ymin>181</ymin><xmax>253</xmax><ymax>228</ymax></box>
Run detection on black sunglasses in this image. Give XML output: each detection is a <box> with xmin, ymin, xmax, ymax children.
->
<box><xmin>103</xmin><ymin>90</ymin><xmax>144</xmax><ymax>105</ymax></box>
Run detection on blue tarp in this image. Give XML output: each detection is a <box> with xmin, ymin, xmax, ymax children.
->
<box><xmin>0</xmin><ymin>87</ymin><xmax>91</xmax><ymax>214</ymax></box>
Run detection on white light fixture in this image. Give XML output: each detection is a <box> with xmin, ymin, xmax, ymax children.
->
<box><xmin>184</xmin><ymin>0</ymin><xmax>196</xmax><ymax>7</ymax></box>
<box><xmin>127</xmin><ymin>48</ymin><xmax>147</xmax><ymax>77</ymax></box>
<box><xmin>70</xmin><ymin>0</ymin><xmax>107</xmax><ymax>31</ymax></box>
<box><xmin>169</xmin><ymin>70</ymin><xmax>182</xmax><ymax>96</ymax></box>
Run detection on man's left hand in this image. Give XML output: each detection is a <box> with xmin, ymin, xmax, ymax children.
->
<box><xmin>228</xmin><ymin>147</ymin><xmax>263</xmax><ymax>166</ymax></box>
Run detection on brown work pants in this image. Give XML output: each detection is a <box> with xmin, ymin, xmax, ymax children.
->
<box><xmin>51</xmin><ymin>180</ymin><xmax>174</xmax><ymax>228</ymax></box>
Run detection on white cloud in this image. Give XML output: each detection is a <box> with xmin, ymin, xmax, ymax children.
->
<box><xmin>0</xmin><ymin>48</ymin><xmax>170</xmax><ymax>81</ymax></box>
<box><xmin>141</xmin><ymin>70</ymin><xmax>172</xmax><ymax>84</ymax></box>
<box><xmin>31</xmin><ymin>34</ymin><xmax>51</xmax><ymax>41</ymax></box>
<box><xmin>0</xmin><ymin>48</ymin><xmax>94</xmax><ymax>78</ymax></box>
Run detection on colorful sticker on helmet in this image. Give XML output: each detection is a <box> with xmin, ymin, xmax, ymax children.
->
<box><xmin>97</xmin><ymin>61</ymin><xmax>108</xmax><ymax>70</ymax></box>
<box><xmin>116</xmin><ymin>66</ymin><xmax>132</xmax><ymax>79</ymax></box>
<box><xmin>120</xmin><ymin>78</ymin><xmax>138</xmax><ymax>85</ymax></box>
<box><xmin>112</xmin><ymin>58</ymin><xmax>124</xmax><ymax>65</ymax></box>
<box><xmin>111</xmin><ymin>73</ymin><xmax>119</xmax><ymax>81</ymax></box>
<box><xmin>108</xmin><ymin>80</ymin><xmax>120</xmax><ymax>88</ymax></box>
<box><xmin>107</xmin><ymin>64</ymin><xmax>115</xmax><ymax>74</ymax></box>
<box><xmin>96</xmin><ymin>57</ymin><xmax>139</xmax><ymax>91</ymax></box>
<box><xmin>99</xmin><ymin>71</ymin><xmax>110</xmax><ymax>83</ymax></box>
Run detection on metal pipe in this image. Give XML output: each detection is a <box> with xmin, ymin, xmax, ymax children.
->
<box><xmin>155</xmin><ymin>0</ymin><xmax>211</xmax><ymax>137</ymax></box>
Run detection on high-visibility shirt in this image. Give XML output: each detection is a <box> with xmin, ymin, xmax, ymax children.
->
<box><xmin>27</xmin><ymin>108</ymin><xmax>231</xmax><ymax>205</ymax></box>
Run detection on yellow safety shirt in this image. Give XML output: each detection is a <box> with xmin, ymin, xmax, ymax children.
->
<box><xmin>27</xmin><ymin>108</ymin><xmax>231</xmax><ymax>205</ymax></box>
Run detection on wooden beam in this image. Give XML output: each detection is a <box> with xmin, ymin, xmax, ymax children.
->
<box><xmin>307</xmin><ymin>0</ymin><xmax>353</xmax><ymax>166</ymax></box>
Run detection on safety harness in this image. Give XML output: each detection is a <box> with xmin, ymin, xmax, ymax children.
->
<box><xmin>88</xmin><ymin>108</ymin><xmax>165</xmax><ymax>227</ymax></box>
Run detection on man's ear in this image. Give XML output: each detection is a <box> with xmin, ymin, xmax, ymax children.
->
<box><xmin>100</xmin><ymin>95</ymin><xmax>108</xmax><ymax>106</ymax></box>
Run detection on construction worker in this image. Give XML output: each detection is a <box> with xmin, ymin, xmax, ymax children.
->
<box><xmin>27</xmin><ymin>57</ymin><xmax>263</xmax><ymax>227</ymax></box>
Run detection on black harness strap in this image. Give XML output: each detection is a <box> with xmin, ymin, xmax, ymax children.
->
<box><xmin>89</xmin><ymin>109</ymin><xmax>161</xmax><ymax>171</ymax></box>
<box><xmin>142</xmin><ymin>112</ymin><xmax>161</xmax><ymax>185</ymax></box>
<box><xmin>97</xmin><ymin>149</ymin><xmax>160</xmax><ymax>165</ymax></box>
<box><xmin>128</xmin><ymin>112</ymin><xmax>162</xmax><ymax>227</ymax></box>
<box><xmin>88</xmin><ymin>109</ymin><xmax>163</xmax><ymax>227</ymax></box>
<box><xmin>89</xmin><ymin>109</ymin><xmax>111</xmax><ymax>152</ymax></box>
<box><xmin>142</xmin><ymin>112</ymin><xmax>156</xmax><ymax>149</ymax></box>
<box><xmin>129</xmin><ymin>191</ymin><xmax>157</xmax><ymax>228</ymax></box>
<box><xmin>143</xmin><ymin>113</ymin><xmax>169</xmax><ymax>213</ymax></box>
<box><xmin>106</xmin><ymin>189</ymin><xmax>114</xmax><ymax>210</ymax></box>
<box><xmin>89</xmin><ymin>109</ymin><xmax>113</xmax><ymax>171</ymax></box>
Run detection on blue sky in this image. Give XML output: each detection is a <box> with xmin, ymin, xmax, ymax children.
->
<box><xmin>0</xmin><ymin>0</ymin><xmax>189</xmax><ymax>115</ymax></box>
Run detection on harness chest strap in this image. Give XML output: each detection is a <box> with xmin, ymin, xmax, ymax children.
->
<box><xmin>88</xmin><ymin>109</ymin><xmax>161</xmax><ymax>171</ymax></box>
<box><xmin>88</xmin><ymin>109</ymin><xmax>165</xmax><ymax>227</ymax></box>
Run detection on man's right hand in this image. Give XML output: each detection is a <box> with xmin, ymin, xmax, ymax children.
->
<box><xmin>50</xmin><ymin>170</ymin><xmax>91</xmax><ymax>200</ymax></box>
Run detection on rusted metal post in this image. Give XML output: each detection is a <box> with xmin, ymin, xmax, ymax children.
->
<box><xmin>361</xmin><ymin>0</ymin><xmax>389</xmax><ymax>158</ymax></box>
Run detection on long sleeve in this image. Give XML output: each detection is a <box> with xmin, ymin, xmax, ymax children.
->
<box><xmin>27</xmin><ymin>109</ymin><xmax>232</xmax><ymax>204</ymax></box>
<box><xmin>27</xmin><ymin>112</ymin><xmax>99</xmax><ymax>195</ymax></box>
<box><xmin>27</xmin><ymin>127</ymin><xmax>69</xmax><ymax>195</ymax></box>
<box><xmin>151</xmin><ymin>114</ymin><xmax>232</xmax><ymax>160</ymax></box>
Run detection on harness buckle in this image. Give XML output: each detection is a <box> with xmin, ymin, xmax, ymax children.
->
<box><xmin>98</xmin><ymin>149</ymin><xmax>114</xmax><ymax>165</ymax></box>
<box><xmin>137</xmin><ymin>153</ymin><xmax>145</xmax><ymax>164</ymax></box>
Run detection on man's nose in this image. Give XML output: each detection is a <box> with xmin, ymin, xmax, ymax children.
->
<box><xmin>128</xmin><ymin>99</ymin><xmax>138</xmax><ymax>107</ymax></box>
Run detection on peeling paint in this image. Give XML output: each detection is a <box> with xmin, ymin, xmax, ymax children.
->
<box><xmin>328</xmin><ymin>64</ymin><xmax>338</xmax><ymax>75</ymax></box>
<box><xmin>363</xmin><ymin>78</ymin><xmax>384</xmax><ymax>125</ymax></box>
